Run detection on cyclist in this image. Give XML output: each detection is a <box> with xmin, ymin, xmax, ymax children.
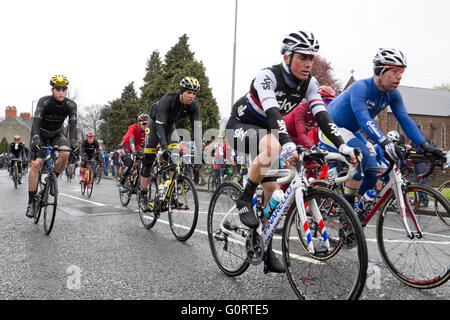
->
<box><xmin>284</xmin><ymin>85</ymin><xmax>336</xmax><ymax>149</ymax></box>
<box><xmin>80</xmin><ymin>131</ymin><xmax>100</xmax><ymax>184</ymax></box>
<box><xmin>26</xmin><ymin>75</ymin><xmax>78</xmax><ymax>218</ymax></box>
<box><xmin>318</xmin><ymin>48</ymin><xmax>446</xmax><ymax>208</ymax></box>
<box><xmin>139</xmin><ymin>76</ymin><xmax>201</xmax><ymax>212</ymax></box>
<box><xmin>7</xmin><ymin>135</ymin><xmax>27</xmax><ymax>184</ymax></box>
<box><xmin>119</xmin><ymin>114</ymin><xmax>149</xmax><ymax>192</ymax></box>
<box><xmin>225</xmin><ymin>30</ymin><xmax>357</xmax><ymax>273</ymax></box>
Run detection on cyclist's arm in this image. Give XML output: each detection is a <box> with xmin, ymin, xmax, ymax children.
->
<box><xmin>67</xmin><ymin>100</ymin><xmax>78</xmax><ymax>143</ymax></box>
<box><xmin>349</xmin><ymin>82</ymin><xmax>387</xmax><ymax>145</ymax></box>
<box><xmin>390</xmin><ymin>92</ymin><xmax>426</xmax><ymax>147</ymax></box>
<box><xmin>154</xmin><ymin>98</ymin><xmax>171</xmax><ymax>149</ymax></box>
<box><xmin>31</xmin><ymin>97</ymin><xmax>45</xmax><ymax>138</ymax></box>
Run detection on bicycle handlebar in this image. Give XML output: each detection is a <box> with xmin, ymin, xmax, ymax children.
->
<box><xmin>276</xmin><ymin>148</ymin><xmax>357</xmax><ymax>185</ymax></box>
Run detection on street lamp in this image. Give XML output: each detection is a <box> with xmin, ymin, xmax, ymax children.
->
<box><xmin>31</xmin><ymin>100</ymin><xmax>37</xmax><ymax>117</ymax></box>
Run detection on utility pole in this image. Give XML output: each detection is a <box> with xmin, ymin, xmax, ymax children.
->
<box><xmin>231</xmin><ymin>0</ymin><xmax>238</xmax><ymax>107</ymax></box>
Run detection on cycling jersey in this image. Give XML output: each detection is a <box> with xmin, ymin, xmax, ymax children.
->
<box><xmin>283</xmin><ymin>102</ymin><xmax>317</xmax><ymax>148</ymax></box>
<box><xmin>81</xmin><ymin>139</ymin><xmax>100</xmax><ymax>158</ymax></box>
<box><xmin>32</xmin><ymin>95</ymin><xmax>77</xmax><ymax>142</ymax></box>
<box><xmin>228</xmin><ymin>61</ymin><xmax>344</xmax><ymax>149</ymax></box>
<box><xmin>326</xmin><ymin>78</ymin><xmax>425</xmax><ymax>147</ymax></box>
<box><xmin>7</xmin><ymin>142</ymin><xmax>27</xmax><ymax>160</ymax></box>
<box><xmin>149</xmin><ymin>92</ymin><xmax>201</xmax><ymax>149</ymax></box>
<box><xmin>122</xmin><ymin>123</ymin><xmax>145</xmax><ymax>153</ymax></box>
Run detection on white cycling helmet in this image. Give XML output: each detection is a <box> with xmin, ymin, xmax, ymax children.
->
<box><xmin>373</xmin><ymin>48</ymin><xmax>407</xmax><ymax>75</ymax></box>
<box><xmin>387</xmin><ymin>130</ymin><xmax>400</xmax><ymax>142</ymax></box>
<box><xmin>281</xmin><ymin>30</ymin><xmax>319</xmax><ymax>56</ymax></box>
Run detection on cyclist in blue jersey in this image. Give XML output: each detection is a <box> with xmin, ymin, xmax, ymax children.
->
<box><xmin>319</xmin><ymin>48</ymin><xmax>446</xmax><ymax>207</ymax></box>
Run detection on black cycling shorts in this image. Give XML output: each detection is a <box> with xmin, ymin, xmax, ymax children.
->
<box><xmin>30</xmin><ymin>131</ymin><xmax>69</xmax><ymax>160</ymax></box>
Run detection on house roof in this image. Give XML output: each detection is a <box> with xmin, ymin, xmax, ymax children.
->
<box><xmin>394</xmin><ymin>86</ymin><xmax>450</xmax><ymax>117</ymax></box>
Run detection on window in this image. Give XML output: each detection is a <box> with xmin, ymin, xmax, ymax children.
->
<box><xmin>442</xmin><ymin>124</ymin><xmax>446</xmax><ymax>149</ymax></box>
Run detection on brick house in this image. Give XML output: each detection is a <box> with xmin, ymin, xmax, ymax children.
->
<box><xmin>0</xmin><ymin>106</ymin><xmax>32</xmax><ymax>147</ymax></box>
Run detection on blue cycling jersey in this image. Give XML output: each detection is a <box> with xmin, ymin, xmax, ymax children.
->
<box><xmin>327</xmin><ymin>78</ymin><xmax>425</xmax><ymax>147</ymax></box>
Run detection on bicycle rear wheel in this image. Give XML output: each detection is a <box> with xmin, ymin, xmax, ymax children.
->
<box><xmin>207</xmin><ymin>182</ymin><xmax>250</xmax><ymax>277</ymax></box>
<box><xmin>119</xmin><ymin>177</ymin><xmax>132</xmax><ymax>207</ymax></box>
<box><xmin>282</xmin><ymin>187</ymin><xmax>368</xmax><ymax>300</ymax></box>
<box><xmin>377</xmin><ymin>183</ymin><xmax>450</xmax><ymax>289</ymax></box>
<box><xmin>43</xmin><ymin>175</ymin><xmax>58</xmax><ymax>235</ymax></box>
<box><xmin>168</xmin><ymin>175</ymin><xmax>199</xmax><ymax>241</ymax></box>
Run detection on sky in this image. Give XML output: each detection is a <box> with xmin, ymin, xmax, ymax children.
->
<box><xmin>1</xmin><ymin>0</ymin><xmax>449</xmax><ymax>120</ymax></box>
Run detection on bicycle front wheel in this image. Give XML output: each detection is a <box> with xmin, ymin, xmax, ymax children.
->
<box><xmin>377</xmin><ymin>183</ymin><xmax>450</xmax><ymax>289</ymax></box>
<box><xmin>87</xmin><ymin>171</ymin><xmax>94</xmax><ymax>198</ymax></box>
<box><xmin>138</xmin><ymin>179</ymin><xmax>158</xmax><ymax>229</ymax></box>
<box><xmin>207</xmin><ymin>182</ymin><xmax>250</xmax><ymax>277</ymax></box>
<box><xmin>282</xmin><ymin>187</ymin><xmax>368</xmax><ymax>300</ymax></box>
<box><xmin>436</xmin><ymin>180</ymin><xmax>450</xmax><ymax>226</ymax></box>
<box><xmin>43</xmin><ymin>175</ymin><xmax>58</xmax><ymax>235</ymax></box>
<box><xmin>168</xmin><ymin>175</ymin><xmax>199</xmax><ymax>241</ymax></box>
<box><xmin>207</xmin><ymin>175</ymin><xmax>216</xmax><ymax>195</ymax></box>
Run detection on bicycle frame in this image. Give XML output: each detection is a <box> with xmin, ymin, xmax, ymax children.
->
<box><xmin>362</xmin><ymin>164</ymin><xmax>419</xmax><ymax>239</ymax></box>
<box><xmin>219</xmin><ymin>151</ymin><xmax>355</xmax><ymax>254</ymax></box>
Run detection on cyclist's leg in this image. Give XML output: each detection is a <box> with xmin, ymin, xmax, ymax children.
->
<box><xmin>140</xmin><ymin>119</ymin><xmax>159</xmax><ymax>211</ymax></box>
<box><xmin>26</xmin><ymin>138</ymin><xmax>44</xmax><ymax>218</ymax></box>
<box><xmin>52</xmin><ymin>133</ymin><xmax>70</xmax><ymax>176</ymax></box>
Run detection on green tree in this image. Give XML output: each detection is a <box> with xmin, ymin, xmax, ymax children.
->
<box><xmin>98</xmin><ymin>82</ymin><xmax>141</xmax><ymax>151</ymax></box>
<box><xmin>434</xmin><ymin>83</ymin><xmax>450</xmax><ymax>91</ymax></box>
<box><xmin>140</xmin><ymin>50</ymin><xmax>164</xmax><ymax>112</ymax></box>
<box><xmin>140</xmin><ymin>34</ymin><xmax>220</xmax><ymax>133</ymax></box>
<box><xmin>0</xmin><ymin>137</ymin><xmax>8</xmax><ymax>154</ymax></box>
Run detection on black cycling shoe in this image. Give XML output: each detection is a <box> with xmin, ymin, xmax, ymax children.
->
<box><xmin>25</xmin><ymin>203</ymin><xmax>36</xmax><ymax>218</ymax></box>
<box><xmin>236</xmin><ymin>197</ymin><xmax>259</xmax><ymax>229</ymax></box>
<box><xmin>139</xmin><ymin>194</ymin><xmax>151</xmax><ymax>212</ymax></box>
<box><xmin>263</xmin><ymin>247</ymin><xmax>285</xmax><ymax>274</ymax></box>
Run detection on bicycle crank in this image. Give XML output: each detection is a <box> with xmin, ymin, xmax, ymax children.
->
<box><xmin>245</xmin><ymin>229</ymin><xmax>264</xmax><ymax>266</ymax></box>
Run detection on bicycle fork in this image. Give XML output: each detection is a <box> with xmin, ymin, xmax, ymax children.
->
<box><xmin>391</xmin><ymin>169</ymin><xmax>421</xmax><ymax>239</ymax></box>
<box><xmin>295</xmin><ymin>188</ymin><xmax>330</xmax><ymax>254</ymax></box>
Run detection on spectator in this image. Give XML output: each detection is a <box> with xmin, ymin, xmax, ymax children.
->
<box><xmin>411</xmin><ymin>137</ymin><xmax>435</xmax><ymax>207</ymax></box>
<box><xmin>112</xmin><ymin>149</ymin><xmax>120</xmax><ymax>177</ymax></box>
<box><xmin>103</xmin><ymin>151</ymin><xmax>110</xmax><ymax>176</ymax></box>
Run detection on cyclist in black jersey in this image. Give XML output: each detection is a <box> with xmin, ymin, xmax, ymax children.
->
<box><xmin>26</xmin><ymin>75</ymin><xmax>78</xmax><ymax>218</ymax></box>
<box><xmin>139</xmin><ymin>77</ymin><xmax>202</xmax><ymax>212</ymax></box>
<box><xmin>80</xmin><ymin>131</ymin><xmax>101</xmax><ymax>183</ymax></box>
<box><xmin>226</xmin><ymin>30</ymin><xmax>358</xmax><ymax>273</ymax></box>
<box><xmin>7</xmin><ymin>135</ymin><xmax>27</xmax><ymax>184</ymax></box>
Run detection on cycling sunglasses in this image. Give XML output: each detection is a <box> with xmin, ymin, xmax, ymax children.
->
<box><xmin>324</xmin><ymin>98</ymin><xmax>332</xmax><ymax>104</ymax></box>
<box><xmin>53</xmin><ymin>86</ymin><xmax>68</xmax><ymax>91</ymax></box>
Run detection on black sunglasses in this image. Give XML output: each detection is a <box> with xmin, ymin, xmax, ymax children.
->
<box><xmin>53</xmin><ymin>86</ymin><xmax>68</xmax><ymax>91</ymax></box>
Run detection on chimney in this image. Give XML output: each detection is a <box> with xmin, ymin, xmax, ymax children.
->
<box><xmin>5</xmin><ymin>106</ymin><xmax>17</xmax><ymax>119</ymax></box>
<box><xmin>20</xmin><ymin>112</ymin><xmax>31</xmax><ymax>121</ymax></box>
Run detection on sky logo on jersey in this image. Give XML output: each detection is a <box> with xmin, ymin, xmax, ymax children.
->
<box><xmin>277</xmin><ymin>120</ymin><xmax>288</xmax><ymax>134</ymax></box>
<box><xmin>329</xmin><ymin>123</ymin><xmax>340</xmax><ymax>136</ymax></box>
<box><xmin>279</xmin><ymin>99</ymin><xmax>296</xmax><ymax>114</ymax></box>
<box><xmin>260</xmin><ymin>75</ymin><xmax>273</xmax><ymax>90</ymax></box>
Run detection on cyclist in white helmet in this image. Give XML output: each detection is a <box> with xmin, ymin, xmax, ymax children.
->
<box><xmin>225</xmin><ymin>30</ymin><xmax>357</xmax><ymax>273</ymax></box>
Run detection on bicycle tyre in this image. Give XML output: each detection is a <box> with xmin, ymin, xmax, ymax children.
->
<box><xmin>168</xmin><ymin>175</ymin><xmax>199</xmax><ymax>241</ymax></box>
<box><xmin>95</xmin><ymin>167</ymin><xmax>102</xmax><ymax>184</ymax></box>
<box><xmin>13</xmin><ymin>165</ymin><xmax>18</xmax><ymax>189</ymax></box>
<box><xmin>119</xmin><ymin>177</ymin><xmax>132</xmax><ymax>207</ymax></box>
<box><xmin>207</xmin><ymin>182</ymin><xmax>250</xmax><ymax>277</ymax></box>
<box><xmin>377</xmin><ymin>183</ymin><xmax>450</xmax><ymax>289</ymax></box>
<box><xmin>282</xmin><ymin>186</ymin><xmax>368</xmax><ymax>300</ymax></box>
<box><xmin>138</xmin><ymin>179</ymin><xmax>158</xmax><ymax>229</ymax></box>
<box><xmin>436</xmin><ymin>180</ymin><xmax>450</xmax><ymax>226</ymax></box>
<box><xmin>87</xmin><ymin>171</ymin><xmax>94</xmax><ymax>198</ymax></box>
<box><xmin>43</xmin><ymin>175</ymin><xmax>57</xmax><ymax>235</ymax></box>
<box><xmin>34</xmin><ymin>193</ymin><xmax>42</xmax><ymax>224</ymax></box>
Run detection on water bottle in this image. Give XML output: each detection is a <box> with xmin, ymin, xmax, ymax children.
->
<box><xmin>263</xmin><ymin>190</ymin><xmax>284</xmax><ymax>219</ymax></box>
<box><xmin>355</xmin><ymin>189</ymin><xmax>377</xmax><ymax>213</ymax></box>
